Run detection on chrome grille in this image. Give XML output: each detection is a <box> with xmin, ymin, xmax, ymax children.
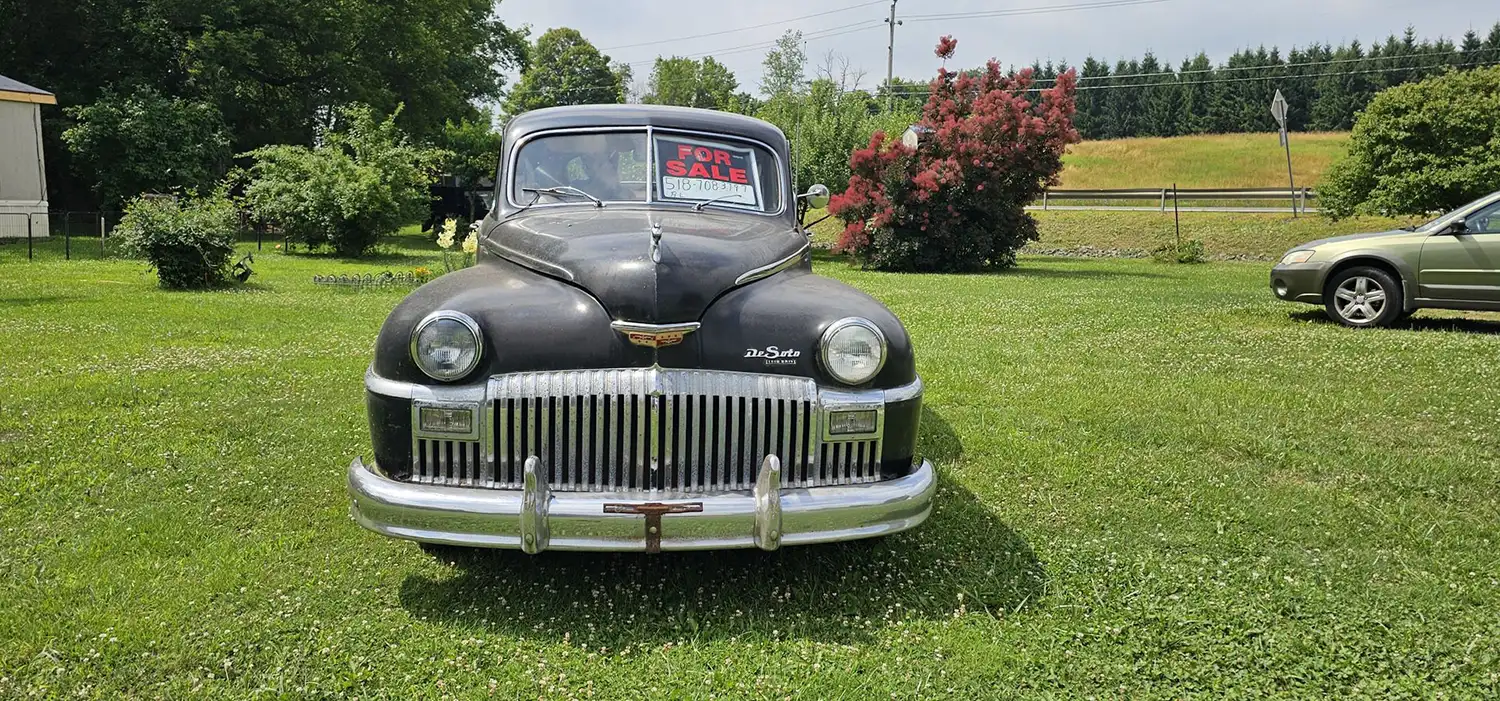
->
<box><xmin>414</xmin><ymin>438</ymin><xmax>484</xmax><ymax>485</ymax></box>
<box><xmin>478</xmin><ymin>368</ymin><xmax>882</xmax><ymax>493</ymax></box>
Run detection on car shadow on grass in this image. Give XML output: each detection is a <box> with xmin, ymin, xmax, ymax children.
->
<box><xmin>395</xmin><ymin>409</ymin><xmax>1042</xmax><ymax>646</ymax></box>
<box><xmin>1289</xmin><ymin>309</ymin><xmax>1500</xmax><ymax>335</ymax></box>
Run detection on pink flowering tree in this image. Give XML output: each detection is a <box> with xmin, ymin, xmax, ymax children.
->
<box><xmin>828</xmin><ymin>36</ymin><xmax>1080</xmax><ymax>272</ymax></box>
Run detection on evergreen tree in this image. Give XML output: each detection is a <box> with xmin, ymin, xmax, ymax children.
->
<box><xmin>1074</xmin><ymin>57</ymin><xmax>1111</xmax><ymax>139</ymax></box>
<box><xmin>1177</xmin><ymin>53</ymin><xmax>1214</xmax><ymax>135</ymax></box>
<box><xmin>1138</xmin><ymin>53</ymin><xmax>1180</xmax><ymax>137</ymax></box>
<box><xmin>1484</xmin><ymin>22</ymin><xmax>1500</xmax><ymax>66</ymax></box>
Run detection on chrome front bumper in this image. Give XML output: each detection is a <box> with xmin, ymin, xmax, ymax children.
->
<box><xmin>348</xmin><ymin>455</ymin><xmax>936</xmax><ymax>553</ymax></box>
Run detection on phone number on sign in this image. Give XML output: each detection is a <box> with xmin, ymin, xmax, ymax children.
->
<box><xmin>662</xmin><ymin>177</ymin><xmax>756</xmax><ymax>204</ymax></box>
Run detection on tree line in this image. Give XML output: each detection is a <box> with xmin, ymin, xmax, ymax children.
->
<box><xmin>1017</xmin><ymin>23</ymin><xmax>1500</xmax><ymax>139</ymax></box>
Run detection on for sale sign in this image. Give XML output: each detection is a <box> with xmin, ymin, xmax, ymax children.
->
<box><xmin>655</xmin><ymin>136</ymin><xmax>762</xmax><ymax>208</ymax></box>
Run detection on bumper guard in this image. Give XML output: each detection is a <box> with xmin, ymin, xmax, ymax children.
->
<box><xmin>348</xmin><ymin>454</ymin><xmax>936</xmax><ymax>553</ymax></box>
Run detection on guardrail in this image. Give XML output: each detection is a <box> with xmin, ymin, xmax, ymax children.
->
<box><xmin>1033</xmin><ymin>187</ymin><xmax>1317</xmax><ymax>214</ymax></box>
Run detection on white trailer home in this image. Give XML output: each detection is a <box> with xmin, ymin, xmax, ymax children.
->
<box><xmin>0</xmin><ymin>74</ymin><xmax>54</xmax><ymax>238</ymax></box>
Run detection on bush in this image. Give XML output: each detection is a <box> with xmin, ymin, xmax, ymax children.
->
<box><xmin>116</xmin><ymin>192</ymin><xmax>240</xmax><ymax>289</ymax></box>
<box><xmin>828</xmin><ymin>36</ymin><xmax>1080</xmax><ymax>272</ymax></box>
<box><xmin>241</xmin><ymin>104</ymin><xmax>446</xmax><ymax>257</ymax></box>
<box><xmin>1320</xmin><ymin>66</ymin><xmax>1500</xmax><ymax>219</ymax></box>
<box><xmin>1151</xmin><ymin>238</ymin><xmax>1206</xmax><ymax>264</ymax></box>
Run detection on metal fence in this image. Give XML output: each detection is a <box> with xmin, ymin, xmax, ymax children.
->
<box><xmin>0</xmin><ymin>211</ymin><xmax>123</xmax><ymax>261</ymax></box>
<box><xmin>1032</xmin><ymin>187</ymin><xmax>1317</xmax><ymax>214</ymax></box>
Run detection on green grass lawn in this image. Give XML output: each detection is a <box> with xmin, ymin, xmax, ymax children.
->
<box><xmin>2</xmin><ymin>238</ymin><xmax>1498</xmax><ymax>697</ymax></box>
<box><xmin>1059</xmin><ymin>132</ymin><xmax>1351</xmax><ymax>190</ymax></box>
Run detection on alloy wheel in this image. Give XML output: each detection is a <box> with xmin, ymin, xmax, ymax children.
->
<box><xmin>1333</xmin><ymin>276</ymin><xmax>1387</xmax><ymax>324</ymax></box>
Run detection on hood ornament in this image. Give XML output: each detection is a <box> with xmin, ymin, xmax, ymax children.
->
<box><xmin>650</xmin><ymin>221</ymin><xmax>663</xmax><ymax>263</ymax></box>
<box><xmin>611</xmin><ymin>321</ymin><xmax>700</xmax><ymax>349</ymax></box>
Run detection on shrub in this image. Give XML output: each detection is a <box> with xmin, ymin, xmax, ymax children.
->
<box><xmin>828</xmin><ymin>36</ymin><xmax>1079</xmax><ymax>272</ymax></box>
<box><xmin>1320</xmin><ymin>66</ymin><xmax>1500</xmax><ymax>219</ymax></box>
<box><xmin>116</xmin><ymin>191</ymin><xmax>240</xmax><ymax>289</ymax></box>
<box><xmin>241</xmin><ymin>104</ymin><xmax>446</xmax><ymax>257</ymax></box>
<box><xmin>1151</xmin><ymin>238</ymin><xmax>1206</xmax><ymax>264</ymax></box>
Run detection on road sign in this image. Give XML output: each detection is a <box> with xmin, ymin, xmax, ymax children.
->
<box><xmin>1270</xmin><ymin>89</ymin><xmax>1297</xmax><ymax>216</ymax></box>
<box><xmin>1270</xmin><ymin>89</ymin><xmax>1289</xmax><ymax>129</ymax></box>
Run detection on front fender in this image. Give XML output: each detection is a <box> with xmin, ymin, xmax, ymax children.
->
<box><xmin>372</xmin><ymin>257</ymin><xmax>647</xmax><ymax>384</ymax></box>
<box><xmin>694</xmin><ymin>269</ymin><xmax>916</xmax><ymax>389</ymax></box>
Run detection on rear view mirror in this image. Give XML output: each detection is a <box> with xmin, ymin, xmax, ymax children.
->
<box><xmin>797</xmin><ymin>184</ymin><xmax>834</xmax><ymax>231</ymax></box>
<box><xmin>1448</xmin><ymin>217</ymin><xmax>1469</xmax><ymax>235</ymax></box>
<box><xmin>799</xmin><ymin>184</ymin><xmax>831</xmax><ymax>210</ymax></box>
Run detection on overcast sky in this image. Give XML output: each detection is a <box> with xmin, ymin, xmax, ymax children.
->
<box><xmin>496</xmin><ymin>0</ymin><xmax>1498</xmax><ymax>95</ymax></box>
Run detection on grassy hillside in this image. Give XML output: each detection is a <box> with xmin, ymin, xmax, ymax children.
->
<box><xmin>1058</xmin><ymin>132</ymin><xmax>1350</xmax><ymax>190</ymax></box>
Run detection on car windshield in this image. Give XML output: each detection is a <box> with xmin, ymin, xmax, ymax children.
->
<box><xmin>512</xmin><ymin>132</ymin><xmax>650</xmax><ymax>205</ymax></box>
<box><xmin>509</xmin><ymin>130</ymin><xmax>782</xmax><ymax>213</ymax></box>
<box><xmin>1413</xmin><ymin>193</ymin><xmax>1499</xmax><ymax>231</ymax></box>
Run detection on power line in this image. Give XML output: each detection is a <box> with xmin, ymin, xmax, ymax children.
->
<box><xmin>623</xmin><ymin>20</ymin><xmax>887</xmax><ymax>66</ymax></box>
<box><xmin>600</xmin><ymin>0</ymin><xmax>885</xmax><ymax>52</ymax></box>
<box><xmin>902</xmin><ymin>0</ymin><xmax>1171</xmax><ymax>22</ymax></box>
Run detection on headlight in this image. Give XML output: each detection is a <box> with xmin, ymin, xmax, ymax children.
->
<box><xmin>819</xmin><ymin>317</ymin><xmax>887</xmax><ymax>386</ymax></box>
<box><xmin>1280</xmin><ymin>250</ymin><xmax>1315</xmax><ymax>265</ymax></box>
<box><xmin>410</xmin><ymin>311</ymin><xmax>483</xmax><ymax>382</ymax></box>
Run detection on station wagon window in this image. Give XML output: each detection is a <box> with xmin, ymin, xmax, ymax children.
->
<box><xmin>1467</xmin><ymin>201</ymin><xmax>1500</xmax><ymax>233</ymax></box>
<box><xmin>510</xmin><ymin>129</ymin><xmax>782</xmax><ymax>213</ymax></box>
<box><xmin>512</xmin><ymin>132</ymin><xmax>650</xmax><ymax>204</ymax></box>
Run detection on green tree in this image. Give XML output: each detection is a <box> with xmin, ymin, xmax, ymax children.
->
<box><xmin>643</xmin><ymin>56</ymin><xmax>739</xmax><ymax>110</ymax></box>
<box><xmin>437</xmin><ymin>110</ymin><xmax>503</xmax><ymax>218</ymax></box>
<box><xmin>760</xmin><ymin>30</ymin><xmax>807</xmax><ymax>98</ymax></box>
<box><xmin>504</xmin><ymin>28</ymin><xmax>627</xmax><ymax>114</ymax></box>
<box><xmin>1073</xmin><ymin>57</ymin><xmax>1111</xmax><ymax>139</ymax></box>
<box><xmin>61</xmin><ymin>87</ymin><xmax>231</xmax><ymax>208</ymax></box>
<box><xmin>241</xmin><ymin>105</ymin><xmax>447</xmax><ymax>257</ymax></box>
<box><xmin>1177</xmin><ymin>53</ymin><xmax>1214</xmax><ymax>134</ymax></box>
<box><xmin>1321</xmin><ymin>66</ymin><xmax>1500</xmax><ymax>218</ymax></box>
<box><xmin>0</xmin><ymin>0</ymin><xmax>525</xmax><ymax>208</ymax></box>
<box><xmin>1137</xmin><ymin>53</ymin><xmax>1181</xmax><ymax>137</ymax></box>
<box><xmin>1310</xmin><ymin>41</ymin><xmax>1378</xmax><ymax>131</ymax></box>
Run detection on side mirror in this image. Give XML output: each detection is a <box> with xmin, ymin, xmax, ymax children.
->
<box><xmin>799</xmin><ymin>184</ymin><xmax>831</xmax><ymax>211</ymax></box>
<box><xmin>1448</xmin><ymin>217</ymin><xmax>1469</xmax><ymax>235</ymax></box>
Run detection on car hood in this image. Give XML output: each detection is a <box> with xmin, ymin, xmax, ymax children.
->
<box><xmin>1297</xmin><ymin>228</ymin><xmax>1416</xmax><ymax>250</ymax></box>
<box><xmin>483</xmin><ymin>207</ymin><xmax>806</xmax><ymax>323</ymax></box>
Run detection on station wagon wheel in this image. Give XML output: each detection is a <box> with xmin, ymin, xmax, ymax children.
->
<box><xmin>1324</xmin><ymin>266</ymin><xmax>1402</xmax><ymax>328</ymax></box>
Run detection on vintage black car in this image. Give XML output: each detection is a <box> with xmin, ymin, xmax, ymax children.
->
<box><xmin>349</xmin><ymin>105</ymin><xmax>934</xmax><ymax>553</ymax></box>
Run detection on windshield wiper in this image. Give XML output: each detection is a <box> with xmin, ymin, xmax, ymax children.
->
<box><xmin>521</xmin><ymin>186</ymin><xmax>604</xmax><ymax>208</ymax></box>
<box><xmin>693</xmin><ymin>193</ymin><xmax>740</xmax><ymax>211</ymax></box>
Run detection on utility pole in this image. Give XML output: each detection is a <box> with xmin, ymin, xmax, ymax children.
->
<box><xmin>885</xmin><ymin>0</ymin><xmax>901</xmax><ymax>112</ymax></box>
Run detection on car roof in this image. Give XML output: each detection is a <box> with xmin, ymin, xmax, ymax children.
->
<box><xmin>503</xmin><ymin>104</ymin><xmax>788</xmax><ymax>150</ymax></box>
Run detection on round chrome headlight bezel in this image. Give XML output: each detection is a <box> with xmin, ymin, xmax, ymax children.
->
<box><xmin>410</xmin><ymin>310</ymin><xmax>483</xmax><ymax>382</ymax></box>
<box><xmin>818</xmin><ymin>317</ymin><xmax>888</xmax><ymax>386</ymax></box>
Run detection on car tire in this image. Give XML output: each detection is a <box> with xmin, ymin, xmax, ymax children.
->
<box><xmin>1324</xmin><ymin>266</ymin><xmax>1403</xmax><ymax>328</ymax></box>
